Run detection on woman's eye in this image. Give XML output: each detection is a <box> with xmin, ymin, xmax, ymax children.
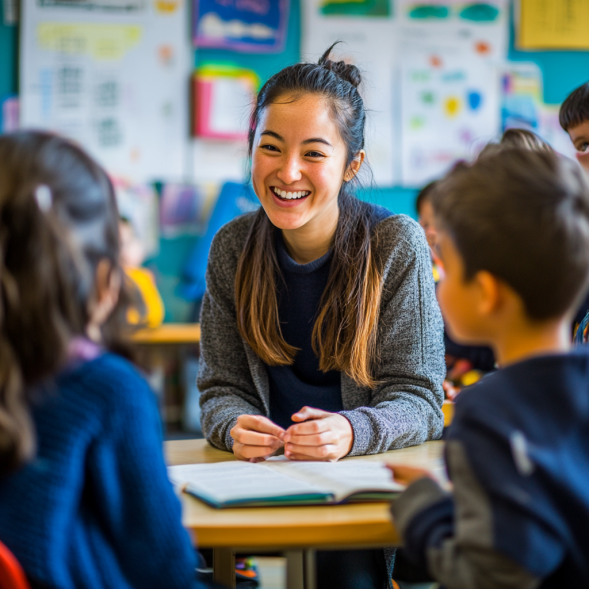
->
<box><xmin>306</xmin><ymin>151</ymin><xmax>324</xmax><ymax>158</ymax></box>
<box><xmin>579</xmin><ymin>142</ymin><xmax>589</xmax><ymax>153</ymax></box>
<box><xmin>261</xmin><ymin>144</ymin><xmax>279</xmax><ymax>152</ymax></box>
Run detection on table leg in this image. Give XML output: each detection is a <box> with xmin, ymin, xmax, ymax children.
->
<box><xmin>304</xmin><ymin>549</ymin><xmax>316</xmax><ymax>589</ymax></box>
<box><xmin>285</xmin><ymin>550</ymin><xmax>304</xmax><ymax>589</ymax></box>
<box><xmin>213</xmin><ymin>548</ymin><xmax>235</xmax><ymax>588</ymax></box>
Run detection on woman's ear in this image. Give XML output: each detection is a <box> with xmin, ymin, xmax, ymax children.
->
<box><xmin>86</xmin><ymin>259</ymin><xmax>122</xmax><ymax>342</ymax></box>
<box><xmin>344</xmin><ymin>150</ymin><xmax>366</xmax><ymax>182</ymax></box>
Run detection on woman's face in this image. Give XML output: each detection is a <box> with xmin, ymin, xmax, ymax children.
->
<box><xmin>251</xmin><ymin>93</ymin><xmax>357</xmax><ymax>232</ymax></box>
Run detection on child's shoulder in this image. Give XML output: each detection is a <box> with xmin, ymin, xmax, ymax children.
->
<box><xmin>59</xmin><ymin>352</ymin><xmax>154</xmax><ymax>412</ymax></box>
<box><xmin>453</xmin><ymin>347</ymin><xmax>589</xmax><ymax>432</ymax></box>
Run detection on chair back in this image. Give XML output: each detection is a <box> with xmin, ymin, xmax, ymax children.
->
<box><xmin>0</xmin><ymin>541</ymin><xmax>31</xmax><ymax>589</ymax></box>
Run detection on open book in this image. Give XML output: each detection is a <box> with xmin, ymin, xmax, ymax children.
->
<box><xmin>168</xmin><ymin>458</ymin><xmax>405</xmax><ymax>508</ymax></box>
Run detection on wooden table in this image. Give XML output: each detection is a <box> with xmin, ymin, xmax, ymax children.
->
<box><xmin>165</xmin><ymin>439</ymin><xmax>445</xmax><ymax>589</ymax></box>
<box><xmin>130</xmin><ymin>323</ymin><xmax>201</xmax><ymax>344</ymax></box>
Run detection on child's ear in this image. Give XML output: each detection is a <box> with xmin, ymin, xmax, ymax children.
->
<box><xmin>474</xmin><ymin>270</ymin><xmax>502</xmax><ymax>316</ymax></box>
<box><xmin>343</xmin><ymin>150</ymin><xmax>366</xmax><ymax>182</ymax></box>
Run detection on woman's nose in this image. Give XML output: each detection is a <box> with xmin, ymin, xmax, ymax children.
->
<box><xmin>276</xmin><ymin>155</ymin><xmax>302</xmax><ymax>184</ymax></box>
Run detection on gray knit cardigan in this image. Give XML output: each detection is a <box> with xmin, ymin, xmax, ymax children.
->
<box><xmin>197</xmin><ymin>212</ymin><xmax>446</xmax><ymax>454</ymax></box>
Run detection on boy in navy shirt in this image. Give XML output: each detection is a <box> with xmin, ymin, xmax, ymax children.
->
<box><xmin>390</xmin><ymin>149</ymin><xmax>589</xmax><ymax>588</ymax></box>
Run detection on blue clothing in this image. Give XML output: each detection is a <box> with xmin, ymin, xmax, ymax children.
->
<box><xmin>392</xmin><ymin>347</ymin><xmax>589</xmax><ymax>588</ymax></box>
<box><xmin>267</xmin><ymin>205</ymin><xmax>392</xmax><ymax>430</ymax></box>
<box><xmin>0</xmin><ymin>353</ymin><xmax>203</xmax><ymax>589</ymax></box>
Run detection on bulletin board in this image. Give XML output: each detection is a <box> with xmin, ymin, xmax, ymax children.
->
<box><xmin>19</xmin><ymin>0</ymin><xmax>191</xmax><ymax>183</ymax></box>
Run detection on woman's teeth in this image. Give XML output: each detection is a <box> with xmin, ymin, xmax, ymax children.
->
<box><xmin>273</xmin><ymin>187</ymin><xmax>310</xmax><ymax>200</ymax></box>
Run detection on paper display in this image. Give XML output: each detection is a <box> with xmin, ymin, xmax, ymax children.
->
<box><xmin>302</xmin><ymin>0</ymin><xmax>398</xmax><ymax>186</ymax></box>
<box><xmin>194</xmin><ymin>0</ymin><xmax>289</xmax><ymax>53</ymax></box>
<box><xmin>517</xmin><ymin>0</ymin><xmax>589</xmax><ymax>50</ymax></box>
<box><xmin>20</xmin><ymin>0</ymin><xmax>190</xmax><ymax>183</ymax></box>
<box><xmin>400</xmin><ymin>50</ymin><xmax>500</xmax><ymax>187</ymax></box>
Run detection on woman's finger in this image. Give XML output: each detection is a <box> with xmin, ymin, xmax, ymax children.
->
<box><xmin>284</xmin><ymin>431</ymin><xmax>334</xmax><ymax>446</ymax></box>
<box><xmin>234</xmin><ymin>442</ymin><xmax>279</xmax><ymax>460</ymax></box>
<box><xmin>284</xmin><ymin>443</ymin><xmax>338</xmax><ymax>460</ymax></box>
<box><xmin>232</xmin><ymin>428</ymin><xmax>283</xmax><ymax>447</ymax></box>
<box><xmin>291</xmin><ymin>406</ymin><xmax>330</xmax><ymax>422</ymax></box>
<box><xmin>238</xmin><ymin>414</ymin><xmax>285</xmax><ymax>438</ymax></box>
<box><xmin>284</xmin><ymin>417</ymin><xmax>330</xmax><ymax>439</ymax></box>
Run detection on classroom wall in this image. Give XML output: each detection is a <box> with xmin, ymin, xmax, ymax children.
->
<box><xmin>3</xmin><ymin>1</ymin><xmax>589</xmax><ymax>320</ymax></box>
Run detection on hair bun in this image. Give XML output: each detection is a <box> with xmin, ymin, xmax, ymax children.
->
<box><xmin>318</xmin><ymin>43</ymin><xmax>362</xmax><ymax>88</ymax></box>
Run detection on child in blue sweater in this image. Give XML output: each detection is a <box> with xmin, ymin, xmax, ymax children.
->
<box><xmin>390</xmin><ymin>148</ymin><xmax>589</xmax><ymax>587</ymax></box>
<box><xmin>0</xmin><ymin>131</ymin><xmax>214</xmax><ymax>589</ymax></box>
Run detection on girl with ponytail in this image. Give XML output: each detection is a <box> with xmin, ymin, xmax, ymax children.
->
<box><xmin>0</xmin><ymin>131</ymin><xmax>215</xmax><ymax>589</ymax></box>
<box><xmin>198</xmin><ymin>44</ymin><xmax>446</xmax><ymax>587</ymax></box>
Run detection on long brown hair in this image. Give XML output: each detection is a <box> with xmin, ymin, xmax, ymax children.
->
<box><xmin>235</xmin><ymin>45</ymin><xmax>384</xmax><ymax>388</ymax></box>
<box><xmin>0</xmin><ymin>131</ymin><xmax>129</xmax><ymax>473</ymax></box>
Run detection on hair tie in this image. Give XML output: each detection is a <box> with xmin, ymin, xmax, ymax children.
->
<box><xmin>35</xmin><ymin>185</ymin><xmax>53</xmax><ymax>213</ymax></box>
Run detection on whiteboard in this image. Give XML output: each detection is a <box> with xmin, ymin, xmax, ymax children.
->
<box><xmin>20</xmin><ymin>0</ymin><xmax>191</xmax><ymax>183</ymax></box>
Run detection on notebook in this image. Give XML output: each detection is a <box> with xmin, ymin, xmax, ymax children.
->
<box><xmin>168</xmin><ymin>458</ymin><xmax>405</xmax><ymax>508</ymax></box>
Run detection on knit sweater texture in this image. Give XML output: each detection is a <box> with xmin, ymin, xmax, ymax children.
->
<box><xmin>0</xmin><ymin>353</ymin><xmax>203</xmax><ymax>589</ymax></box>
<box><xmin>198</xmin><ymin>211</ymin><xmax>446</xmax><ymax>455</ymax></box>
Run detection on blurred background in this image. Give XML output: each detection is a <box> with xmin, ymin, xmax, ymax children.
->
<box><xmin>2</xmin><ymin>0</ymin><xmax>588</xmax><ymax>436</ymax></box>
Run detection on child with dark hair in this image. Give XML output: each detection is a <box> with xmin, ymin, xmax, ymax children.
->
<box><xmin>0</xmin><ymin>131</ymin><xmax>217</xmax><ymax>589</ymax></box>
<box><xmin>416</xmin><ymin>181</ymin><xmax>495</xmax><ymax>395</ymax></box>
<box><xmin>559</xmin><ymin>81</ymin><xmax>589</xmax><ymax>173</ymax></box>
<box><xmin>390</xmin><ymin>148</ymin><xmax>589</xmax><ymax>588</ymax></box>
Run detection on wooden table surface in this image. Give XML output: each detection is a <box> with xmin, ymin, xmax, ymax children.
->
<box><xmin>130</xmin><ymin>323</ymin><xmax>201</xmax><ymax>344</ymax></box>
<box><xmin>165</xmin><ymin>438</ymin><xmax>446</xmax><ymax>550</ymax></box>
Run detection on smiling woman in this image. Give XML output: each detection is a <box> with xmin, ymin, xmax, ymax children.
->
<box><xmin>197</xmin><ymin>44</ymin><xmax>446</xmax><ymax>589</ymax></box>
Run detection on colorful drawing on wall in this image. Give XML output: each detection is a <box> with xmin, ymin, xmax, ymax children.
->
<box><xmin>193</xmin><ymin>64</ymin><xmax>259</xmax><ymax>140</ymax></box>
<box><xmin>401</xmin><ymin>50</ymin><xmax>500</xmax><ymax>187</ymax></box>
<box><xmin>399</xmin><ymin>0</ymin><xmax>508</xmax><ymax>62</ymax></box>
<box><xmin>194</xmin><ymin>0</ymin><xmax>289</xmax><ymax>53</ymax></box>
<box><xmin>501</xmin><ymin>62</ymin><xmax>542</xmax><ymax>131</ymax></box>
<box><xmin>320</xmin><ymin>0</ymin><xmax>390</xmax><ymax>17</ymax></box>
<box><xmin>407</xmin><ymin>4</ymin><xmax>449</xmax><ymax>19</ymax></box>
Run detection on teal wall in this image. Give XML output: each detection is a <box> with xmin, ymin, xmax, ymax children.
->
<box><xmin>3</xmin><ymin>2</ymin><xmax>589</xmax><ymax>319</ymax></box>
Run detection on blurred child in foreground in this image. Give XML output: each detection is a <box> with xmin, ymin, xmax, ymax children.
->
<box><xmin>391</xmin><ymin>148</ymin><xmax>589</xmax><ymax>588</ymax></box>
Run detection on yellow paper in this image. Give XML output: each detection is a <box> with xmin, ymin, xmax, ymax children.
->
<box><xmin>518</xmin><ymin>0</ymin><xmax>589</xmax><ymax>50</ymax></box>
<box><xmin>38</xmin><ymin>23</ymin><xmax>142</xmax><ymax>61</ymax></box>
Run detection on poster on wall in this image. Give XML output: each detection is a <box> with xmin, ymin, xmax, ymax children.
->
<box><xmin>194</xmin><ymin>0</ymin><xmax>289</xmax><ymax>53</ymax></box>
<box><xmin>398</xmin><ymin>0</ymin><xmax>509</xmax><ymax>60</ymax></box>
<box><xmin>20</xmin><ymin>0</ymin><xmax>190</xmax><ymax>183</ymax></box>
<box><xmin>400</xmin><ymin>49</ymin><xmax>500</xmax><ymax>187</ymax></box>
<box><xmin>302</xmin><ymin>0</ymin><xmax>398</xmax><ymax>186</ymax></box>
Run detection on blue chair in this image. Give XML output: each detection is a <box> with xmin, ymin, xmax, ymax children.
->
<box><xmin>179</xmin><ymin>182</ymin><xmax>259</xmax><ymax>301</ymax></box>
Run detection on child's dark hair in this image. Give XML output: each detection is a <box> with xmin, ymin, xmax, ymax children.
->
<box><xmin>559</xmin><ymin>82</ymin><xmax>589</xmax><ymax>131</ymax></box>
<box><xmin>238</xmin><ymin>44</ymin><xmax>385</xmax><ymax>388</ymax></box>
<box><xmin>431</xmin><ymin>148</ymin><xmax>589</xmax><ymax>320</ymax></box>
<box><xmin>0</xmin><ymin>131</ymin><xmax>129</xmax><ymax>472</ymax></box>
<box><xmin>478</xmin><ymin>128</ymin><xmax>553</xmax><ymax>159</ymax></box>
<box><xmin>415</xmin><ymin>181</ymin><xmax>437</xmax><ymax>215</ymax></box>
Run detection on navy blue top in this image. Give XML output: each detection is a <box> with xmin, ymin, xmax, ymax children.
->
<box><xmin>267</xmin><ymin>205</ymin><xmax>391</xmax><ymax>430</ymax></box>
<box><xmin>0</xmin><ymin>353</ymin><xmax>206</xmax><ymax>589</ymax></box>
<box><xmin>404</xmin><ymin>347</ymin><xmax>589</xmax><ymax>587</ymax></box>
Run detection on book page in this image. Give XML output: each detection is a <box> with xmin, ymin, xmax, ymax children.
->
<box><xmin>264</xmin><ymin>460</ymin><xmax>405</xmax><ymax>503</ymax></box>
<box><xmin>168</xmin><ymin>462</ymin><xmax>332</xmax><ymax>506</ymax></box>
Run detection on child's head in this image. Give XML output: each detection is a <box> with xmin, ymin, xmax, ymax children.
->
<box><xmin>416</xmin><ymin>181</ymin><xmax>438</xmax><ymax>248</ymax></box>
<box><xmin>559</xmin><ymin>82</ymin><xmax>589</xmax><ymax>171</ymax></box>
<box><xmin>478</xmin><ymin>128</ymin><xmax>553</xmax><ymax>159</ymax></box>
<box><xmin>430</xmin><ymin>148</ymin><xmax>589</xmax><ymax>347</ymax></box>
<box><xmin>0</xmin><ymin>131</ymin><xmax>125</xmax><ymax>469</ymax></box>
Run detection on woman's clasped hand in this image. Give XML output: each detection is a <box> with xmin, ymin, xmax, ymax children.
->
<box><xmin>230</xmin><ymin>406</ymin><xmax>354</xmax><ymax>462</ymax></box>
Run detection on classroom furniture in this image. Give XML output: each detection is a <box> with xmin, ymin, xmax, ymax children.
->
<box><xmin>130</xmin><ymin>323</ymin><xmax>201</xmax><ymax>344</ymax></box>
<box><xmin>165</xmin><ymin>438</ymin><xmax>446</xmax><ymax>589</ymax></box>
<box><xmin>442</xmin><ymin>399</ymin><xmax>455</xmax><ymax>427</ymax></box>
<box><xmin>0</xmin><ymin>541</ymin><xmax>31</xmax><ymax>589</ymax></box>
